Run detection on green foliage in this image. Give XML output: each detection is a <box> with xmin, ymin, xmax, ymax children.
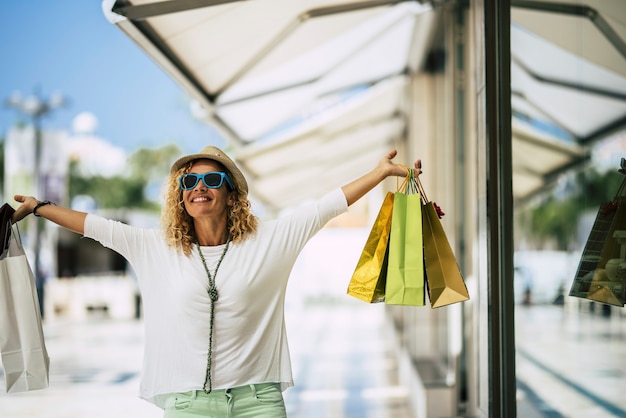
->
<box><xmin>69</xmin><ymin>143</ymin><xmax>182</xmax><ymax>211</ymax></box>
<box><xmin>525</xmin><ymin>196</ymin><xmax>580</xmax><ymax>250</ymax></box>
<box><xmin>518</xmin><ymin>168</ymin><xmax>625</xmax><ymax>250</ymax></box>
<box><xmin>573</xmin><ymin>169</ymin><xmax>623</xmax><ymax>208</ymax></box>
<box><xmin>69</xmin><ymin>164</ymin><xmax>150</xmax><ymax>209</ymax></box>
<box><xmin>127</xmin><ymin>144</ymin><xmax>181</xmax><ymax>183</ymax></box>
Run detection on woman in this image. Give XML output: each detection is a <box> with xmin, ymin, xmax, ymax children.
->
<box><xmin>12</xmin><ymin>145</ymin><xmax>421</xmax><ymax>418</ymax></box>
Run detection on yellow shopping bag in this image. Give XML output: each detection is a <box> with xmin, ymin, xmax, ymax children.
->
<box><xmin>347</xmin><ymin>192</ymin><xmax>394</xmax><ymax>303</ymax></box>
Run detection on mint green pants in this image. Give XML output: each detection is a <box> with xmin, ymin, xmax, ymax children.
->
<box><xmin>163</xmin><ymin>383</ymin><xmax>287</xmax><ymax>418</ymax></box>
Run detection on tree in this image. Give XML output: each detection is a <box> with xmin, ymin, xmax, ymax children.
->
<box><xmin>518</xmin><ymin>168</ymin><xmax>625</xmax><ymax>250</ymax></box>
<box><xmin>69</xmin><ymin>143</ymin><xmax>182</xmax><ymax>211</ymax></box>
<box><xmin>127</xmin><ymin>144</ymin><xmax>181</xmax><ymax>184</ymax></box>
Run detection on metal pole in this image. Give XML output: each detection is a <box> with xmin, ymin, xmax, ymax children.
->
<box><xmin>484</xmin><ymin>0</ymin><xmax>516</xmax><ymax>416</ymax></box>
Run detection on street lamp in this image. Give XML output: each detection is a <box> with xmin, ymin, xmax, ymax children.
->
<box><xmin>4</xmin><ymin>89</ymin><xmax>67</xmax><ymax>318</ymax></box>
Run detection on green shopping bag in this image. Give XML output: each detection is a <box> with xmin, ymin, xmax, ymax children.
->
<box><xmin>385</xmin><ymin>168</ymin><xmax>425</xmax><ymax>306</ymax></box>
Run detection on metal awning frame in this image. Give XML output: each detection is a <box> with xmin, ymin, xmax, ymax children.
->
<box><xmin>511</xmin><ymin>0</ymin><xmax>626</xmax><ymax>59</ymax></box>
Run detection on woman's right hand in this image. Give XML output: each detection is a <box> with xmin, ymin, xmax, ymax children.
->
<box><xmin>11</xmin><ymin>195</ymin><xmax>38</xmax><ymax>224</ymax></box>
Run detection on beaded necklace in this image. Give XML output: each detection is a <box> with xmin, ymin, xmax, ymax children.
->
<box><xmin>197</xmin><ymin>235</ymin><xmax>231</xmax><ymax>394</ymax></box>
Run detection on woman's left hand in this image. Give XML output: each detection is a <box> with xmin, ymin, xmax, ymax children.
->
<box><xmin>379</xmin><ymin>149</ymin><xmax>422</xmax><ymax>178</ymax></box>
<box><xmin>342</xmin><ymin>149</ymin><xmax>423</xmax><ymax>206</ymax></box>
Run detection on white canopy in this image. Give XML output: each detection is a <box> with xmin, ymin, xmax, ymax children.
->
<box><xmin>103</xmin><ymin>0</ymin><xmax>626</xmax><ymax>210</ymax></box>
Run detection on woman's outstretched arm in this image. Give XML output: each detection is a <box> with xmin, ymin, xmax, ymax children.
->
<box><xmin>12</xmin><ymin>195</ymin><xmax>87</xmax><ymax>235</ymax></box>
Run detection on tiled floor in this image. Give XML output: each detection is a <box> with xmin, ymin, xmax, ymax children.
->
<box><xmin>285</xmin><ymin>298</ymin><xmax>413</xmax><ymax>418</ymax></box>
<box><xmin>3</xmin><ymin>299</ymin><xmax>625</xmax><ymax>417</ymax></box>
<box><xmin>515</xmin><ymin>303</ymin><xmax>626</xmax><ymax>418</ymax></box>
<box><xmin>0</xmin><ymin>298</ymin><xmax>413</xmax><ymax>418</ymax></box>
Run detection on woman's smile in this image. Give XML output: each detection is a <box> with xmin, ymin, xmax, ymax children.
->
<box><xmin>191</xmin><ymin>195</ymin><xmax>212</xmax><ymax>203</ymax></box>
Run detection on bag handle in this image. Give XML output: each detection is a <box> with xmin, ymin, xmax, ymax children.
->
<box><xmin>397</xmin><ymin>165</ymin><xmax>419</xmax><ymax>195</ymax></box>
<box><xmin>396</xmin><ymin>165</ymin><xmax>410</xmax><ymax>192</ymax></box>
<box><xmin>12</xmin><ymin>222</ymin><xmax>23</xmax><ymax>249</ymax></box>
<box><xmin>0</xmin><ymin>203</ymin><xmax>16</xmax><ymax>252</ymax></box>
<box><xmin>415</xmin><ymin>174</ymin><xmax>429</xmax><ymax>205</ymax></box>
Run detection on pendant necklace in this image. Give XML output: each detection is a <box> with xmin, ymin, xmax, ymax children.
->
<box><xmin>197</xmin><ymin>235</ymin><xmax>231</xmax><ymax>394</ymax></box>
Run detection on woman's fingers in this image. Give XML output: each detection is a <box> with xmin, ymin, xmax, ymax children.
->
<box><xmin>414</xmin><ymin>158</ymin><xmax>422</xmax><ymax>175</ymax></box>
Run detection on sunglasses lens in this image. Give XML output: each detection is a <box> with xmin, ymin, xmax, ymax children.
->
<box><xmin>181</xmin><ymin>174</ymin><xmax>200</xmax><ymax>190</ymax></box>
<box><xmin>202</xmin><ymin>173</ymin><xmax>223</xmax><ymax>187</ymax></box>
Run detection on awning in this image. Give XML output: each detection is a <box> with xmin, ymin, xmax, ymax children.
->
<box><xmin>511</xmin><ymin>0</ymin><xmax>626</xmax><ymax>200</ymax></box>
<box><xmin>103</xmin><ymin>0</ymin><xmax>626</xmax><ymax>210</ymax></box>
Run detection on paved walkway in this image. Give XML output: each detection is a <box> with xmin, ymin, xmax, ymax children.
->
<box><xmin>285</xmin><ymin>299</ymin><xmax>412</xmax><ymax>418</ymax></box>
<box><xmin>0</xmin><ymin>298</ymin><xmax>412</xmax><ymax>418</ymax></box>
<box><xmin>3</xmin><ymin>300</ymin><xmax>624</xmax><ymax>417</ymax></box>
<box><xmin>515</xmin><ymin>304</ymin><xmax>626</xmax><ymax>418</ymax></box>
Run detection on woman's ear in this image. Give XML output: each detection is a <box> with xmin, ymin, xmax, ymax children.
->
<box><xmin>227</xmin><ymin>192</ymin><xmax>236</xmax><ymax>206</ymax></box>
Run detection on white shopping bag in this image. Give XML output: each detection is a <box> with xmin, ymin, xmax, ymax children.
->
<box><xmin>0</xmin><ymin>204</ymin><xmax>50</xmax><ymax>392</ymax></box>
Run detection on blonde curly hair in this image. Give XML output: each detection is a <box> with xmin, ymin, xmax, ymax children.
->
<box><xmin>161</xmin><ymin>162</ymin><xmax>259</xmax><ymax>256</ymax></box>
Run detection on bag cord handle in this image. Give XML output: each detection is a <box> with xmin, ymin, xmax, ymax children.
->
<box><xmin>397</xmin><ymin>165</ymin><xmax>421</xmax><ymax>195</ymax></box>
<box><xmin>415</xmin><ymin>173</ymin><xmax>429</xmax><ymax>205</ymax></box>
<box><xmin>396</xmin><ymin>165</ymin><xmax>410</xmax><ymax>192</ymax></box>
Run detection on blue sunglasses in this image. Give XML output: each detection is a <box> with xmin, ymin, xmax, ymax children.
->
<box><xmin>179</xmin><ymin>172</ymin><xmax>234</xmax><ymax>191</ymax></box>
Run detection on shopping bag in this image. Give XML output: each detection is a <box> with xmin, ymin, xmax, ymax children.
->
<box><xmin>569</xmin><ymin>160</ymin><xmax>626</xmax><ymax>306</ymax></box>
<box><xmin>0</xmin><ymin>203</ymin><xmax>50</xmax><ymax>392</ymax></box>
<box><xmin>416</xmin><ymin>178</ymin><xmax>470</xmax><ymax>308</ymax></box>
<box><xmin>347</xmin><ymin>192</ymin><xmax>394</xmax><ymax>303</ymax></box>
<box><xmin>385</xmin><ymin>168</ymin><xmax>425</xmax><ymax>306</ymax></box>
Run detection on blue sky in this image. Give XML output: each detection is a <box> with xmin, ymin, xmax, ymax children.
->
<box><xmin>0</xmin><ymin>1</ymin><xmax>224</xmax><ymax>155</ymax></box>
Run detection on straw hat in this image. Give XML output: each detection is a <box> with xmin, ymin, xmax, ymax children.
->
<box><xmin>170</xmin><ymin>146</ymin><xmax>248</xmax><ymax>194</ymax></box>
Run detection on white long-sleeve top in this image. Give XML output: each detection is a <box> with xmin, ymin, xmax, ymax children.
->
<box><xmin>83</xmin><ymin>188</ymin><xmax>347</xmax><ymax>408</ymax></box>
